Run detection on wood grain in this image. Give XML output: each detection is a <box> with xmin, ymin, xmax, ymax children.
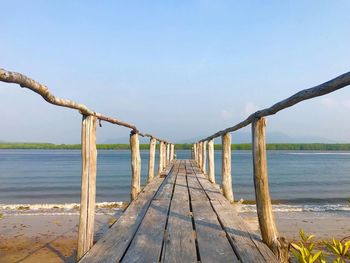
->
<box><xmin>252</xmin><ymin>118</ymin><xmax>289</xmax><ymax>262</ymax></box>
<box><xmin>77</xmin><ymin>115</ymin><xmax>97</xmax><ymax>260</ymax></box>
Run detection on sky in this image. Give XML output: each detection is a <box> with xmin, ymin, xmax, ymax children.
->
<box><xmin>1</xmin><ymin>1</ymin><xmax>350</xmax><ymax>144</ymax></box>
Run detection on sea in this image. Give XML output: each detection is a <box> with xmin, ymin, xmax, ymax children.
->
<box><xmin>0</xmin><ymin>149</ymin><xmax>349</xmax><ymax>215</ymax></box>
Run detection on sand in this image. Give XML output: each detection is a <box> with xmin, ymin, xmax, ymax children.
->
<box><xmin>0</xmin><ymin>213</ymin><xmax>115</xmax><ymax>263</ymax></box>
<box><xmin>0</xmin><ymin>210</ymin><xmax>349</xmax><ymax>262</ymax></box>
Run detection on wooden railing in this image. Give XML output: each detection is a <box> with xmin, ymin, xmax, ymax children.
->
<box><xmin>192</xmin><ymin>71</ymin><xmax>350</xmax><ymax>262</ymax></box>
<box><xmin>0</xmin><ymin>68</ymin><xmax>176</xmax><ymax>260</ymax></box>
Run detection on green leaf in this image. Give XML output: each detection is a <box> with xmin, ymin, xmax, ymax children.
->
<box><xmin>311</xmin><ymin>251</ymin><xmax>321</xmax><ymax>263</ymax></box>
<box><xmin>291</xmin><ymin>243</ymin><xmax>302</xmax><ymax>251</ymax></box>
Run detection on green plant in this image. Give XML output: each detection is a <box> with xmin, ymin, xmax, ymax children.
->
<box><xmin>291</xmin><ymin>229</ymin><xmax>325</xmax><ymax>263</ymax></box>
<box><xmin>324</xmin><ymin>238</ymin><xmax>350</xmax><ymax>263</ymax></box>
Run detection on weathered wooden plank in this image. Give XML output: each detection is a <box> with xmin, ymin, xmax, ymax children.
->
<box><xmin>122</xmin><ymin>166</ymin><xmax>179</xmax><ymax>262</ymax></box>
<box><xmin>193</xmin><ymin>160</ymin><xmax>278</xmax><ymax>262</ymax></box>
<box><xmin>121</xmin><ymin>200</ymin><xmax>171</xmax><ymax>263</ymax></box>
<box><xmin>154</xmin><ymin>164</ymin><xmax>176</xmax><ymax>200</ymax></box>
<box><xmin>211</xmin><ymin>200</ymin><xmax>278</xmax><ymax>263</ymax></box>
<box><xmin>79</xmin><ymin>176</ymin><xmax>166</xmax><ymax>262</ymax></box>
<box><xmin>171</xmin><ymin>175</ymin><xmax>188</xmax><ymax>201</ymax></box>
<box><xmin>162</xmin><ymin>198</ymin><xmax>197</xmax><ymax>263</ymax></box>
<box><xmin>252</xmin><ymin>118</ymin><xmax>289</xmax><ymax>262</ymax></box>
<box><xmin>77</xmin><ymin>115</ymin><xmax>98</xmax><ymax>260</ymax></box>
<box><xmin>186</xmin><ymin>166</ymin><xmax>207</xmax><ymax>201</ymax></box>
<box><xmin>130</xmin><ymin>131</ymin><xmax>141</xmax><ymax>200</ymax></box>
<box><xmin>191</xmin><ymin>200</ymin><xmax>239</xmax><ymax>263</ymax></box>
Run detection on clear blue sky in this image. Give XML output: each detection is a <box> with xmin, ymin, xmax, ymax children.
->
<box><xmin>1</xmin><ymin>1</ymin><xmax>350</xmax><ymax>143</ymax></box>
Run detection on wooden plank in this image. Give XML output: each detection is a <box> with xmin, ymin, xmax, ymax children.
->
<box><xmin>154</xmin><ymin>163</ymin><xmax>176</xmax><ymax>200</ymax></box>
<box><xmin>191</xmin><ymin>200</ymin><xmax>239</xmax><ymax>263</ymax></box>
<box><xmin>162</xmin><ymin>198</ymin><xmax>197</xmax><ymax>263</ymax></box>
<box><xmin>122</xmin><ymin>165</ymin><xmax>179</xmax><ymax>262</ymax></box>
<box><xmin>212</xmin><ymin>200</ymin><xmax>278</xmax><ymax>263</ymax></box>
<box><xmin>79</xmin><ymin>175</ymin><xmax>166</xmax><ymax>262</ymax></box>
<box><xmin>186</xmin><ymin>166</ymin><xmax>207</xmax><ymax>201</ymax></box>
<box><xmin>121</xmin><ymin>200</ymin><xmax>171</xmax><ymax>263</ymax></box>
<box><xmin>171</xmin><ymin>171</ymin><xmax>189</xmax><ymax>201</ymax></box>
<box><xmin>77</xmin><ymin>115</ymin><xmax>97</xmax><ymax>260</ymax></box>
<box><xmin>193</xmin><ymin>161</ymin><xmax>278</xmax><ymax>262</ymax></box>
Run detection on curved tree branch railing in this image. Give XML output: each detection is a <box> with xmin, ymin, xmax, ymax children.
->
<box><xmin>193</xmin><ymin>71</ymin><xmax>350</xmax><ymax>262</ymax></box>
<box><xmin>0</xmin><ymin>68</ymin><xmax>175</xmax><ymax>260</ymax></box>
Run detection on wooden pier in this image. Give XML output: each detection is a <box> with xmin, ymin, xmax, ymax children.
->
<box><xmin>2</xmin><ymin>68</ymin><xmax>350</xmax><ymax>262</ymax></box>
<box><xmin>80</xmin><ymin>160</ymin><xmax>277</xmax><ymax>263</ymax></box>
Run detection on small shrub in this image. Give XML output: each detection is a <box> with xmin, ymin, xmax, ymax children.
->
<box><xmin>292</xmin><ymin>229</ymin><xmax>350</xmax><ymax>263</ymax></box>
<box><xmin>291</xmin><ymin>229</ymin><xmax>324</xmax><ymax>263</ymax></box>
<box><xmin>324</xmin><ymin>238</ymin><xmax>350</xmax><ymax>263</ymax></box>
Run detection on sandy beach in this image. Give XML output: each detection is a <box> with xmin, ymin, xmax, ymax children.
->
<box><xmin>0</xmin><ymin>213</ymin><xmax>117</xmax><ymax>263</ymax></box>
<box><xmin>0</xmin><ymin>209</ymin><xmax>349</xmax><ymax>263</ymax></box>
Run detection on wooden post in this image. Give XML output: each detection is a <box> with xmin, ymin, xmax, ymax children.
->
<box><xmin>166</xmin><ymin>143</ymin><xmax>170</xmax><ymax>164</ymax></box>
<box><xmin>252</xmin><ymin>118</ymin><xmax>289</xmax><ymax>262</ymax></box>
<box><xmin>194</xmin><ymin>143</ymin><xmax>198</xmax><ymax>163</ymax></box>
<box><xmin>130</xmin><ymin>131</ymin><xmax>141</xmax><ymax>201</ymax></box>
<box><xmin>77</xmin><ymin>115</ymin><xmax>97</xmax><ymax>260</ymax></box>
<box><xmin>221</xmin><ymin>133</ymin><xmax>234</xmax><ymax>202</ymax></box>
<box><xmin>201</xmin><ymin>141</ymin><xmax>207</xmax><ymax>174</ymax></box>
<box><xmin>207</xmin><ymin>139</ymin><xmax>215</xmax><ymax>183</ymax></box>
<box><xmin>198</xmin><ymin>142</ymin><xmax>203</xmax><ymax>170</ymax></box>
<box><xmin>159</xmin><ymin>141</ymin><xmax>164</xmax><ymax>173</ymax></box>
<box><xmin>162</xmin><ymin>142</ymin><xmax>167</xmax><ymax>168</ymax></box>
<box><xmin>170</xmin><ymin>144</ymin><xmax>175</xmax><ymax>161</ymax></box>
<box><xmin>147</xmin><ymin>137</ymin><xmax>157</xmax><ymax>183</ymax></box>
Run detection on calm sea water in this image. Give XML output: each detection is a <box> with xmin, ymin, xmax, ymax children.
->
<box><xmin>0</xmin><ymin>149</ymin><xmax>349</xmax><ymax>212</ymax></box>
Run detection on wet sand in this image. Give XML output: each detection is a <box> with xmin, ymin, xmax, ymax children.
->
<box><xmin>0</xmin><ymin>214</ymin><xmax>115</xmax><ymax>263</ymax></box>
<box><xmin>0</xmin><ymin>211</ymin><xmax>349</xmax><ymax>262</ymax></box>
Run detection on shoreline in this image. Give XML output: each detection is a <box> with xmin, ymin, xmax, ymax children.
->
<box><xmin>2</xmin><ymin>143</ymin><xmax>350</xmax><ymax>151</ymax></box>
<box><xmin>0</xmin><ymin>208</ymin><xmax>349</xmax><ymax>262</ymax></box>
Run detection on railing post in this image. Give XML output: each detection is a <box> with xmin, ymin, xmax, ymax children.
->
<box><xmin>207</xmin><ymin>139</ymin><xmax>215</xmax><ymax>183</ymax></box>
<box><xmin>130</xmin><ymin>131</ymin><xmax>141</xmax><ymax>201</ymax></box>
<box><xmin>170</xmin><ymin>144</ymin><xmax>175</xmax><ymax>161</ymax></box>
<box><xmin>201</xmin><ymin>140</ymin><xmax>207</xmax><ymax>173</ymax></box>
<box><xmin>198</xmin><ymin>142</ymin><xmax>203</xmax><ymax>170</ymax></box>
<box><xmin>147</xmin><ymin>137</ymin><xmax>157</xmax><ymax>183</ymax></box>
<box><xmin>162</xmin><ymin>142</ymin><xmax>167</xmax><ymax>168</ymax></box>
<box><xmin>221</xmin><ymin>133</ymin><xmax>234</xmax><ymax>202</ymax></box>
<box><xmin>77</xmin><ymin>115</ymin><xmax>97</xmax><ymax>260</ymax></box>
<box><xmin>252</xmin><ymin>118</ymin><xmax>288</xmax><ymax>262</ymax></box>
<box><xmin>166</xmin><ymin>143</ymin><xmax>170</xmax><ymax>164</ymax></box>
<box><xmin>159</xmin><ymin>141</ymin><xmax>164</xmax><ymax>173</ymax></box>
<box><xmin>193</xmin><ymin>143</ymin><xmax>198</xmax><ymax>163</ymax></box>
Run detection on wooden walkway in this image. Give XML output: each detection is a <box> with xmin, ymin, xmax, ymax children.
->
<box><xmin>80</xmin><ymin>160</ymin><xmax>278</xmax><ymax>263</ymax></box>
